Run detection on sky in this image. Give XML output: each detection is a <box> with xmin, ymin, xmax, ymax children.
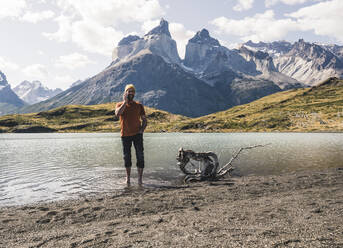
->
<box><xmin>0</xmin><ymin>0</ymin><xmax>342</xmax><ymax>90</ymax></box>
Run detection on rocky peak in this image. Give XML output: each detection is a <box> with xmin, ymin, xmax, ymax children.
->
<box><xmin>291</xmin><ymin>39</ymin><xmax>321</xmax><ymax>54</ymax></box>
<box><xmin>321</xmin><ymin>44</ymin><xmax>343</xmax><ymax>60</ymax></box>
<box><xmin>112</xmin><ymin>18</ymin><xmax>180</xmax><ymax>65</ymax></box>
<box><xmin>17</xmin><ymin>80</ymin><xmax>43</xmax><ymax>90</ymax></box>
<box><xmin>243</xmin><ymin>40</ymin><xmax>292</xmax><ymax>56</ymax></box>
<box><xmin>289</xmin><ymin>39</ymin><xmax>343</xmax><ymax>69</ymax></box>
<box><xmin>118</xmin><ymin>35</ymin><xmax>141</xmax><ymax>46</ymax></box>
<box><xmin>238</xmin><ymin>45</ymin><xmax>277</xmax><ymax>72</ymax></box>
<box><xmin>184</xmin><ymin>28</ymin><xmax>223</xmax><ymax>70</ymax></box>
<box><xmin>145</xmin><ymin>18</ymin><xmax>171</xmax><ymax>37</ymax></box>
<box><xmin>189</xmin><ymin>29</ymin><xmax>220</xmax><ymax>46</ymax></box>
<box><xmin>0</xmin><ymin>71</ymin><xmax>8</xmax><ymax>86</ymax></box>
<box><xmin>13</xmin><ymin>80</ymin><xmax>63</xmax><ymax>105</ymax></box>
<box><xmin>292</xmin><ymin>38</ymin><xmax>312</xmax><ymax>52</ymax></box>
<box><xmin>239</xmin><ymin>46</ymin><xmax>269</xmax><ymax>60</ymax></box>
<box><xmin>0</xmin><ymin>70</ymin><xmax>26</xmax><ymax>115</ymax></box>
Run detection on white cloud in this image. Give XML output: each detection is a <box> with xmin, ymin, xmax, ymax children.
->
<box><xmin>169</xmin><ymin>23</ymin><xmax>195</xmax><ymax>59</ymax></box>
<box><xmin>265</xmin><ymin>0</ymin><xmax>313</xmax><ymax>7</ymax></box>
<box><xmin>45</xmin><ymin>16</ymin><xmax>124</xmax><ymax>55</ymax></box>
<box><xmin>211</xmin><ymin>1</ymin><xmax>343</xmax><ymax>45</ymax></box>
<box><xmin>21</xmin><ymin>10</ymin><xmax>55</xmax><ymax>23</ymax></box>
<box><xmin>233</xmin><ymin>0</ymin><xmax>254</xmax><ymax>11</ymax></box>
<box><xmin>211</xmin><ymin>10</ymin><xmax>301</xmax><ymax>42</ymax></box>
<box><xmin>141</xmin><ymin>19</ymin><xmax>160</xmax><ymax>34</ymax></box>
<box><xmin>287</xmin><ymin>0</ymin><xmax>343</xmax><ymax>42</ymax></box>
<box><xmin>56</xmin><ymin>0</ymin><xmax>164</xmax><ymax>26</ymax></box>
<box><xmin>23</xmin><ymin>64</ymin><xmax>48</xmax><ymax>82</ymax></box>
<box><xmin>0</xmin><ymin>0</ymin><xmax>27</xmax><ymax>19</ymax></box>
<box><xmin>71</xmin><ymin>20</ymin><xmax>124</xmax><ymax>55</ymax></box>
<box><xmin>0</xmin><ymin>56</ymin><xmax>20</xmax><ymax>71</ymax></box>
<box><xmin>219</xmin><ymin>39</ymin><xmax>240</xmax><ymax>49</ymax></box>
<box><xmin>45</xmin><ymin>0</ymin><xmax>164</xmax><ymax>56</ymax></box>
<box><xmin>55</xmin><ymin>53</ymin><xmax>94</xmax><ymax>69</ymax></box>
<box><xmin>53</xmin><ymin>74</ymin><xmax>77</xmax><ymax>90</ymax></box>
<box><xmin>43</xmin><ymin>15</ymin><xmax>73</xmax><ymax>42</ymax></box>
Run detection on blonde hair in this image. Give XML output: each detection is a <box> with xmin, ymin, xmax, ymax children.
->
<box><xmin>125</xmin><ymin>84</ymin><xmax>135</xmax><ymax>92</ymax></box>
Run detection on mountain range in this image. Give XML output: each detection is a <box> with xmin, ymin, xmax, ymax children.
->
<box><xmin>243</xmin><ymin>39</ymin><xmax>343</xmax><ymax>85</ymax></box>
<box><xmin>2</xmin><ymin>19</ymin><xmax>343</xmax><ymax>117</ymax></box>
<box><xmin>13</xmin><ymin>80</ymin><xmax>62</xmax><ymax>105</ymax></box>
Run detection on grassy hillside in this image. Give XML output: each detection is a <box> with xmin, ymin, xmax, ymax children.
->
<box><xmin>0</xmin><ymin>77</ymin><xmax>343</xmax><ymax>133</ymax></box>
<box><xmin>176</xmin><ymin>77</ymin><xmax>343</xmax><ymax>132</ymax></box>
<box><xmin>0</xmin><ymin>103</ymin><xmax>188</xmax><ymax>133</ymax></box>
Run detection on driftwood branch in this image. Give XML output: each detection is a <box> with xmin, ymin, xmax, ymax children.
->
<box><xmin>217</xmin><ymin>144</ymin><xmax>270</xmax><ymax>178</ymax></box>
<box><xmin>176</xmin><ymin>144</ymin><xmax>270</xmax><ymax>182</ymax></box>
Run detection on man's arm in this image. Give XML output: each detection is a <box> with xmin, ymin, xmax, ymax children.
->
<box><xmin>139</xmin><ymin>115</ymin><xmax>147</xmax><ymax>133</ymax></box>
<box><xmin>115</xmin><ymin>91</ymin><xmax>128</xmax><ymax>117</ymax></box>
<box><xmin>115</xmin><ymin>103</ymin><xmax>126</xmax><ymax>117</ymax></box>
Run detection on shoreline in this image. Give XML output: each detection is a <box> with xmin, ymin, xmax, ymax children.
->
<box><xmin>2</xmin><ymin>130</ymin><xmax>343</xmax><ymax>134</ymax></box>
<box><xmin>1</xmin><ymin>168</ymin><xmax>342</xmax><ymax>247</ymax></box>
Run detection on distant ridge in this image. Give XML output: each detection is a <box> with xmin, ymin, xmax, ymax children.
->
<box><xmin>1</xmin><ymin>78</ymin><xmax>343</xmax><ymax>133</ymax></box>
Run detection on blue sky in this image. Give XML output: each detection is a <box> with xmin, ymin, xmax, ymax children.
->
<box><xmin>0</xmin><ymin>0</ymin><xmax>342</xmax><ymax>90</ymax></box>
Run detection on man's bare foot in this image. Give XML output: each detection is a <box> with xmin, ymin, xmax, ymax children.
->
<box><xmin>138</xmin><ymin>179</ymin><xmax>143</xmax><ymax>186</ymax></box>
<box><xmin>126</xmin><ymin>178</ymin><xmax>131</xmax><ymax>186</ymax></box>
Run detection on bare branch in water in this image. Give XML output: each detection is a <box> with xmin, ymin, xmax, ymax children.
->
<box><xmin>176</xmin><ymin>144</ymin><xmax>270</xmax><ymax>182</ymax></box>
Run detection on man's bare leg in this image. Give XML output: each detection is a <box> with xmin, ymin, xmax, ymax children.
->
<box><xmin>125</xmin><ymin>167</ymin><xmax>131</xmax><ymax>185</ymax></box>
<box><xmin>138</xmin><ymin>168</ymin><xmax>143</xmax><ymax>185</ymax></box>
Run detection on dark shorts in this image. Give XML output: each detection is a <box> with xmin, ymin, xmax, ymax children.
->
<box><xmin>121</xmin><ymin>133</ymin><xmax>144</xmax><ymax>168</ymax></box>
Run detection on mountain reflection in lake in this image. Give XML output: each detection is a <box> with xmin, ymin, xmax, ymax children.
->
<box><xmin>0</xmin><ymin>132</ymin><xmax>342</xmax><ymax>206</ymax></box>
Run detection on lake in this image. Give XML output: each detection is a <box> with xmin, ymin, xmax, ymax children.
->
<box><xmin>0</xmin><ymin>132</ymin><xmax>342</xmax><ymax>207</ymax></box>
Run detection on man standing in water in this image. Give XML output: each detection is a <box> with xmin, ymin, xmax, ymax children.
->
<box><xmin>115</xmin><ymin>84</ymin><xmax>147</xmax><ymax>185</ymax></box>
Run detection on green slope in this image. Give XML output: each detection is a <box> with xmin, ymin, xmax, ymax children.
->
<box><xmin>0</xmin><ymin>77</ymin><xmax>342</xmax><ymax>133</ymax></box>
<box><xmin>176</xmin><ymin>77</ymin><xmax>343</xmax><ymax>132</ymax></box>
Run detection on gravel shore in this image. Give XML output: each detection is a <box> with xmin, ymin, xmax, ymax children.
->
<box><xmin>1</xmin><ymin>168</ymin><xmax>342</xmax><ymax>248</ymax></box>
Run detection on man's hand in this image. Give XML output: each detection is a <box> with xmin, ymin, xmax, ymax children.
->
<box><xmin>123</xmin><ymin>91</ymin><xmax>129</xmax><ymax>104</ymax></box>
<box><xmin>115</xmin><ymin>92</ymin><xmax>129</xmax><ymax>117</ymax></box>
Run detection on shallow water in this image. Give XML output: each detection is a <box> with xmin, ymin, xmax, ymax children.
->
<box><xmin>0</xmin><ymin>132</ymin><xmax>342</xmax><ymax>206</ymax></box>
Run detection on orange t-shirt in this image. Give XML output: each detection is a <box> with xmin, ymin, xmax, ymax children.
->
<box><xmin>116</xmin><ymin>101</ymin><xmax>146</xmax><ymax>137</ymax></box>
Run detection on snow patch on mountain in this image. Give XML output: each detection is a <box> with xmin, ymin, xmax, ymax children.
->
<box><xmin>13</xmin><ymin>80</ymin><xmax>62</xmax><ymax>104</ymax></box>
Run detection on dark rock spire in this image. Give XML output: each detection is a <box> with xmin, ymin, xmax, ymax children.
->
<box><xmin>189</xmin><ymin>29</ymin><xmax>220</xmax><ymax>46</ymax></box>
<box><xmin>145</xmin><ymin>18</ymin><xmax>171</xmax><ymax>37</ymax></box>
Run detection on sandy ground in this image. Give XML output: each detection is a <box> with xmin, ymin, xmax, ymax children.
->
<box><xmin>0</xmin><ymin>168</ymin><xmax>342</xmax><ymax>248</ymax></box>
